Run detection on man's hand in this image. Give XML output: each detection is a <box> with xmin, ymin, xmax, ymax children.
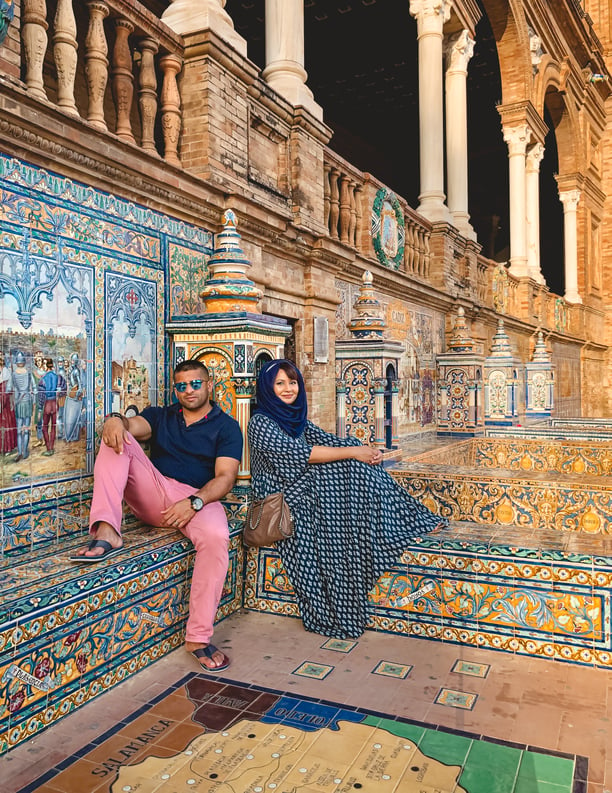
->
<box><xmin>101</xmin><ymin>416</ymin><xmax>131</xmax><ymax>455</ymax></box>
<box><xmin>161</xmin><ymin>498</ymin><xmax>195</xmax><ymax>529</ymax></box>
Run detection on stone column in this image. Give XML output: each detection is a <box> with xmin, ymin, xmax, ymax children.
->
<box><xmin>234</xmin><ymin>378</ymin><xmax>255</xmax><ymax>480</ymax></box>
<box><xmin>336</xmin><ymin>379</ymin><xmax>347</xmax><ymax>438</ymax></box>
<box><xmin>391</xmin><ymin>381</ymin><xmax>400</xmax><ymax>448</ymax></box>
<box><xmin>444</xmin><ymin>29</ymin><xmax>475</xmax><ymax>240</ymax></box>
<box><xmin>262</xmin><ymin>0</ymin><xmax>322</xmax><ymax>120</ymax></box>
<box><xmin>373</xmin><ymin>378</ymin><xmax>386</xmax><ymax>448</ymax></box>
<box><xmin>559</xmin><ymin>189</ymin><xmax>582</xmax><ymax>304</ymax></box>
<box><xmin>503</xmin><ymin>123</ymin><xmax>529</xmax><ymax>277</ymax></box>
<box><xmin>525</xmin><ymin>142</ymin><xmax>544</xmax><ymax>283</ymax></box>
<box><xmin>409</xmin><ymin>0</ymin><xmax>452</xmax><ymax>224</ymax></box>
<box><xmin>161</xmin><ymin>0</ymin><xmax>247</xmax><ymax>56</ymax></box>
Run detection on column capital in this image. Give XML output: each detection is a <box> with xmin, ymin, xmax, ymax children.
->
<box><xmin>503</xmin><ymin>123</ymin><xmax>530</xmax><ymax>155</ymax></box>
<box><xmin>526</xmin><ymin>142</ymin><xmax>544</xmax><ymax>171</ymax></box>
<box><xmin>444</xmin><ymin>30</ymin><xmax>474</xmax><ymax>72</ymax></box>
<box><xmin>409</xmin><ymin>0</ymin><xmax>451</xmax><ymax>29</ymax></box>
<box><xmin>558</xmin><ymin>189</ymin><xmax>581</xmax><ymax>210</ymax></box>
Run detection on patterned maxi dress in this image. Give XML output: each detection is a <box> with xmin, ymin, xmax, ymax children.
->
<box><xmin>247</xmin><ymin>413</ymin><xmax>444</xmax><ymax>638</ymax></box>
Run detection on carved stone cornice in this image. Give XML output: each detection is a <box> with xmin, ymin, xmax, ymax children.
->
<box><xmin>0</xmin><ymin>107</ymin><xmax>226</xmax><ymax>226</ymax></box>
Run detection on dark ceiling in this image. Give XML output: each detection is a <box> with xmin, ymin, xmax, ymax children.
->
<box><xmin>225</xmin><ymin>0</ymin><xmax>564</xmax><ymax>293</ymax></box>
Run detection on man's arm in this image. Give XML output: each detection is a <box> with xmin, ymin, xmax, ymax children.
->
<box><xmin>101</xmin><ymin>414</ymin><xmax>152</xmax><ymax>454</ymax></box>
<box><xmin>197</xmin><ymin>456</ymin><xmax>240</xmax><ymax>504</ymax></box>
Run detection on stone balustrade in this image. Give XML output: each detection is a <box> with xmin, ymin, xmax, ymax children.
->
<box><xmin>324</xmin><ymin>149</ymin><xmax>431</xmax><ymax>280</ymax></box>
<box><xmin>323</xmin><ymin>151</ymin><xmax>364</xmax><ymax>249</ymax></box>
<box><xmin>20</xmin><ymin>0</ymin><xmax>184</xmax><ymax>165</ymax></box>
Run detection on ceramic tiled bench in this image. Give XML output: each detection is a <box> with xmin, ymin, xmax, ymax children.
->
<box><xmin>0</xmin><ymin>509</ymin><xmax>246</xmax><ymax>753</ymax></box>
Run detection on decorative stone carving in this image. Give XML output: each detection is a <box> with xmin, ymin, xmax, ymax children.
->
<box><xmin>111</xmin><ymin>18</ymin><xmax>136</xmax><ymax>143</ymax></box>
<box><xmin>85</xmin><ymin>2</ymin><xmax>110</xmax><ymax>131</ymax></box>
<box><xmin>137</xmin><ymin>37</ymin><xmax>159</xmax><ymax>156</ymax></box>
<box><xmin>53</xmin><ymin>0</ymin><xmax>79</xmax><ymax>115</ymax></box>
<box><xmin>160</xmin><ymin>53</ymin><xmax>183</xmax><ymax>167</ymax></box>
<box><xmin>22</xmin><ymin>0</ymin><xmax>49</xmax><ymax>101</ymax></box>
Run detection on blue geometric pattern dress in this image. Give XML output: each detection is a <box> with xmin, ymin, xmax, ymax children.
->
<box><xmin>247</xmin><ymin>413</ymin><xmax>445</xmax><ymax>638</ymax></box>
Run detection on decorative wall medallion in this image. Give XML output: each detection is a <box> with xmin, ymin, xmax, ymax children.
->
<box><xmin>371</xmin><ymin>189</ymin><xmax>405</xmax><ymax>270</ymax></box>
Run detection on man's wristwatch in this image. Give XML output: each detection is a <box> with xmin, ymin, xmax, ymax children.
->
<box><xmin>189</xmin><ymin>495</ymin><xmax>204</xmax><ymax>512</ymax></box>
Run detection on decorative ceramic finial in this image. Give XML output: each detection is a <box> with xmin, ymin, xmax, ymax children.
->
<box><xmin>488</xmin><ymin>318</ymin><xmax>513</xmax><ymax>357</ymax></box>
<box><xmin>531</xmin><ymin>330</ymin><xmax>551</xmax><ymax>363</ymax></box>
<box><xmin>200</xmin><ymin>209</ymin><xmax>262</xmax><ymax>312</ymax></box>
<box><xmin>347</xmin><ymin>270</ymin><xmax>386</xmax><ymax>338</ymax></box>
<box><xmin>448</xmin><ymin>306</ymin><xmax>474</xmax><ymax>352</ymax></box>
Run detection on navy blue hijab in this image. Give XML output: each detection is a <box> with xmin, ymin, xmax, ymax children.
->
<box><xmin>253</xmin><ymin>359</ymin><xmax>308</xmax><ymax>438</ymax></box>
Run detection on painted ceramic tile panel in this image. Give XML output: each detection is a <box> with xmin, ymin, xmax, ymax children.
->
<box><xmin>0</xmin><ymin>154</ymin><xmax>214</xmax><ymax>554</ymax></box>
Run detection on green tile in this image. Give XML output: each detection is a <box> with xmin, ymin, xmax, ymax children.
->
<box><xmin>466</xmin><ymin>739</ymin><xmax>523</xmax><ymax>775</ymax></box>
<box><xmin>517</xmin><ymin>751</ymin><xmax>574</xmax><ymax>789</ymax></box>
<box><xmin>459</xmin><ymin>763</ymin><xmax>519</xmax><ymax>793</ymax></box>
<box><xmin>514</xmin><ymin>779</ymin><xmax>571</xmax><ymax>793</ymax></box>
<box><xmin>418</xmin><ymin>730</ymin><xmax>473</xmax><ymax>766</ymax></box>
<box><xmin>460</xmin><ymin>741</ymin><xmax>523</xmax><ymax>793</ymax></box>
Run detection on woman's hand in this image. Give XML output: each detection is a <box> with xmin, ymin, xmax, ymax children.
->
<box><xmin>352</xmin><ymin>445</ymin><xmax>383</xmax><ymax>465</ymax></box>
<box><xmin>309</xmin><ymin>443</ymin><xmax>383</xmax><ymax>465</ymax></box>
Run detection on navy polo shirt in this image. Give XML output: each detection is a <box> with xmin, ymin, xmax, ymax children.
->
<box><xmin>140</xmin><ymin>402</ymin><xmax>243</xmax><ymax>489</ymax></box>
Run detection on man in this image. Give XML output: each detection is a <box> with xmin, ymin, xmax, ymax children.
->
<box><xmin>70</xmin><ymin>360</ymin><xmax>243</xmax><ymax>672</ymax></box>
<box><xmin>38</xmin><ymin>357</ymin><xmax>67</xmax><ymax>456</ymax></box>
<box><xmin>11</xmin><ymin>351</ymin><xmax>36</xmax><ymax>462</ymax></box>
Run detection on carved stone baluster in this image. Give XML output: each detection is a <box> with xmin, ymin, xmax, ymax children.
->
<box><xmin>111</xmin><ymin>18</ymin><xmax>135</xmax><ymax>143</ymax></box>
<box><xmin>323</xmin><ymin>163</ymin><xmax>331</xmax><ymax>231</ymax></box>
<box><xmin>406</xmin><ymin>223</ymin><xmax>415</xmax><ymax>273</ymax></box>
<box><xmin>53</xmin><ymin>0</ymin><xmax>79</xmax><ymax>115</ymax></box>
<box><xmin>423</xmin><ymin>230</ymin><xmax>431</xmax><ymax>278</ymax></box>
<box><xmin>354</xmin><ymin>184</ymin><xmax>362</xmax><ymax>252</ymax></box>
<box><xmin>85</xmin><ymin>2</ymin><xmax>109</xmax><ymax>130</ymax></box>
<box><xmin>348</xmin><ymin>181</ymin><xmax>357</xmax><ymax>247</ymax></box>
<box><xmin>22</xmin><ymin>0</ymin><xmax>49</xmax><ymax>101</ymax></box>
<box><xmin>328</xmin><ymin>168</ymin><xmax>340</xmax><ymax>240</ymax></box>
<box><xmin>159</xmin><ymin>53</ymin><xmax>183</xmax><ymax>166</ymax></box>
<box><xmin>339</xmin><ymin>174</ymin><xmax>350</xmax><ymax>244</ymax></box>
<box><xmin>137</xmin><ymin>37</ymin><xmax>159</xmax><ymax>155</ymax></box>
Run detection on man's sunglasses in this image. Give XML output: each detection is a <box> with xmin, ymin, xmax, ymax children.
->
<box><xmin>174</xmin><ymin>379</ymin><xmax>208</xmax><ymax>392</ymax></box>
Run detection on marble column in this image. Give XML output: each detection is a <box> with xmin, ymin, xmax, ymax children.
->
<box><xmin>444</xmin><ymin>29</ymin><xmax>475</xmax><ymax>240</ymax></box>
<box><xmin>559</xmin><ymin>189</ymin><xmax>582</xmax><ymax>304</ymax></box>
<box><xmin>161</xmin><ymin>0</ymin><xmax>246</xmax><ymax>56</ymax></box>
<box><xmin>409</xmin><ymin>0</ymin><xmax>452</xmax><ymax>224</ymax></box>
<box><xmin>262</xmin><ymin>0</ymin><xmax>322</xmax><ymax>120</ymax></box>
<box><xmin>525</xmin><ymin>142</ymin><xmax>545</xmax><ymax>283</ymax></box>
<box><xmin>503</xmin><ymin>123</ymin><xmax>529</xmax><ymax>277</ymax></box>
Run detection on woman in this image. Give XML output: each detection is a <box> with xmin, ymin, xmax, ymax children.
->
<box><xmin>247</xmin><ymin>359</ymin><xmax>446</xmax><ymax>639</ymax></box>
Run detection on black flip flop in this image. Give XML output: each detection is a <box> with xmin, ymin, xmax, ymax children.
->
<box><xmin>69</xmin><ymin>539</ymin><xmax>123</xmax><ymax>563</ymax></box>
<box><xmin>191</xmin><ymin>644</ymin><xmax>231</xmax><ymax>672</ymax></box>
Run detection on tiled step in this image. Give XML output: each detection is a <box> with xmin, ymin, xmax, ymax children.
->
<box><xmin>245</xmin><ymin>520</ymin><xmax>612</xmax><ymax>670</ymax></box>
<box><xmin>0</xmin><ymin>521</ymin><xmax>246</xmax><ymax>754</ymax></box>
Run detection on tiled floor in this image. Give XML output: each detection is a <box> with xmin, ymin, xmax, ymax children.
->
<box><xmin>4</xmin><ymin>610</ymin><xmax>612</xmax><ymax>793</ymax></box>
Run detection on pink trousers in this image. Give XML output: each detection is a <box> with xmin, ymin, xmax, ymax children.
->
<box><xmin>89</xmin><ymin>436</ymin><xmax>229</xmax><ymax>644</ymax></box>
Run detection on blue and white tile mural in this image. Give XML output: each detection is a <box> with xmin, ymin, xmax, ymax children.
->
<box><xmin>0</xmin><ymin>154</ymin><xmax>213</xmax><ymax>554</ymax></box>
